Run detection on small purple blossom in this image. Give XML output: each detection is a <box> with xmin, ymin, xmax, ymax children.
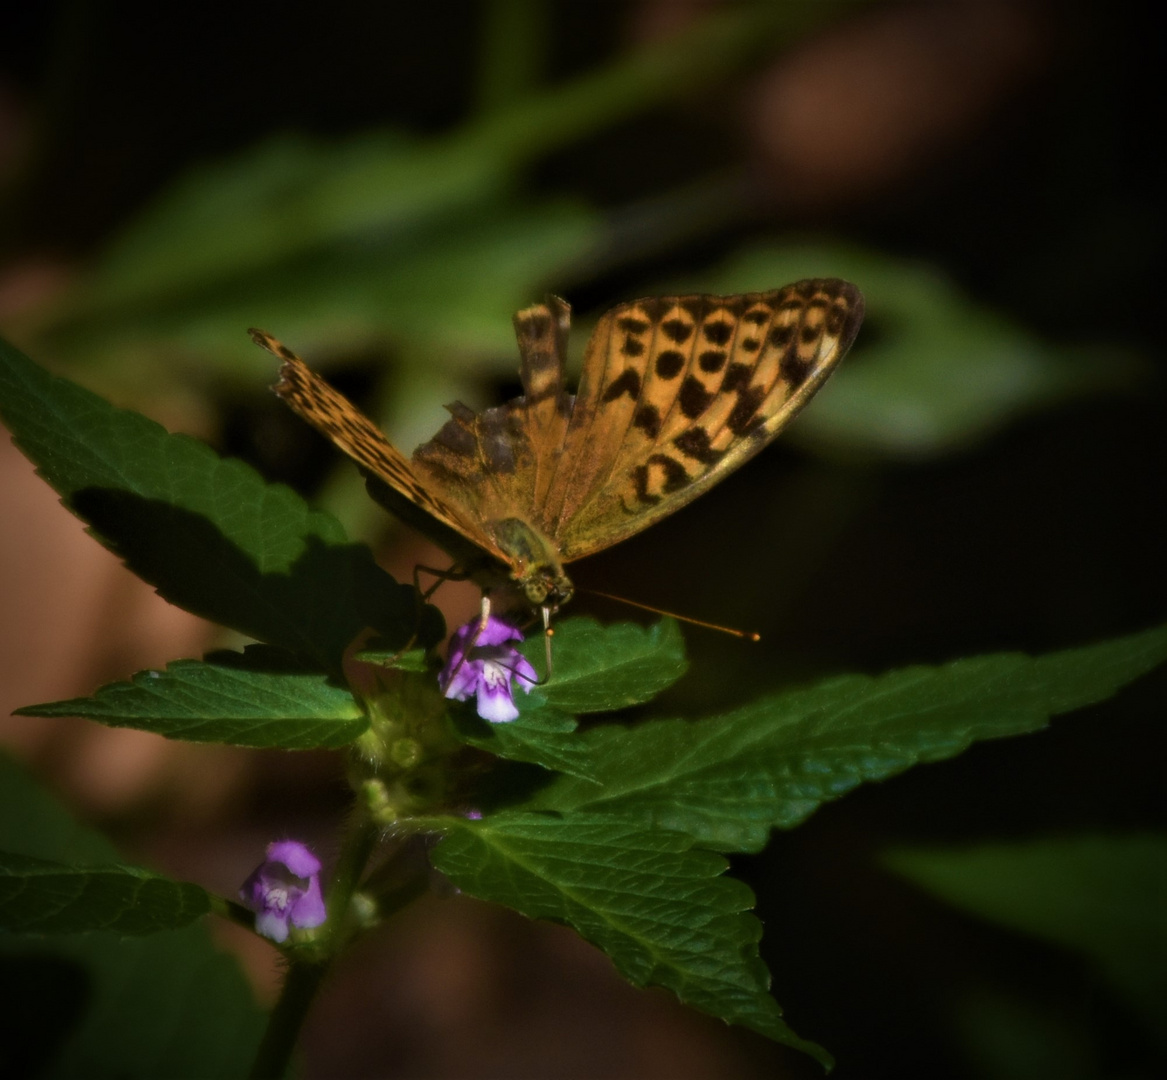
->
<box><xmin>439</xmin><ymin>615</ymin><xmax>537</xmax><ymax>724</ymax></box>
<box><xmin>240</xmin><ymin>840</ymin><xmax>327</xmax><ymax>944</ymax></box>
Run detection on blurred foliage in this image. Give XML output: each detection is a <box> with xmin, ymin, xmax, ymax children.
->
<box><xmin>1</xmin><ymin>1</ymin><xmax>1163</xmax><ymax>1076</ymax></box>
<box><xmin>0</xmin><ymin>754</ymin><xmax>264</xmax><ymax>1079</ymax></box>
<box><xmin>697</xmin><ymin>242</ymin><xmax>1147</xmax><ymax>459</ymax></box>
<box><xmin>885</xmin><ymin>834</ymin><xmax>1167</xmax><ymax>1045</ymax></box>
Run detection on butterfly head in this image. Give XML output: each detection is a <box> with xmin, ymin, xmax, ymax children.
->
<box><xmin>488</xmin><ymin>517</ymin><xmax>574</xmax><ymax>614</ymax></box>
<box><xmin>517</xmin><ymin>564</ymin><xmax>574</xmax><ymax>612</ymax></box>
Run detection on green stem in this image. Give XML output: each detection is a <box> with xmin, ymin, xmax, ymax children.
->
<box><xmin>323</xmin><ymin>812</ymin><xmax>380</xmax><ymax>949</ymax></box>
<box><xmin>247</xmin><ymin>811</ymin><xmax>380</xmax><ymax>1079</ymax></box>
<box><xmin>247</xmin><ymin>959</ymin><xmax>327</xmax><ymax>1080</ymax></box>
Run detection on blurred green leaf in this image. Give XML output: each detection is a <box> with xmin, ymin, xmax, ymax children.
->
<box><xmin>530</xmin><ymin>623</ymin><xmax>1167</xmax><ymax>852</ymax></box>
<box><xmin>430</xmin><ymin>811</ymin><xmax>830</xmax><ymax>1067</ymax></box>
<box><xmin>953</xmin><ymin>990</ymin><xmax>1101</xmax><ymax>1080</ymax></box>
<box><xmin>0</xmin><ymin>335</ymin><xmax>419</xmax><ymax>672</ymax></box>
<box><xmin>56</xmin><ymin>197</ymin><xmax>604</xmax><ymax>379</ymax></box>
<box><xmin>40</xmin><ymin>1</ymin><xmax>869</xmax><ymax>377</ymax></box>
<box><xmin>701</xmin><ymin>242</ymin><xmax>1145</xmax><ymax>457</ymax></box>
<box><xmin>0</xmin><ymin>754</ymin><xmax>263</xmax><ymax>1079</ymax></box>
<box><xmin>884</xmin><ymin>834</ymin><xmax>1167</xmax><ymax>1040</ymax></box>
<box><xmin>0</xmin><ymin>852</ymin><xmax>210</xmax><ymax>935</ymax></box>
<box><xmin>16</xmin><ymin>646</ymin><xmax>366</xmax><ymax>749</ymax></box>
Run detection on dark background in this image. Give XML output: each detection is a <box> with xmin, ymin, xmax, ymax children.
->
<box><xmin>1</xmin><ymin>2</ymin><xmax>1163</xmax><ymax>1077</ymax></box>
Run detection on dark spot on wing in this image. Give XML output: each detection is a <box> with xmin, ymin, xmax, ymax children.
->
<box><xmin>617</xmin><ymin>316</ymin><xmax>649</xmax><ymax>334</ymax></box>
<box><xmin>679</xmin><ymin>376</ymin><xmax>713</xmax><ymax>419</ymax></box>
<box><xmin>622</xmin><ymin>334</ymin><xmax>645</xmax><ymax>358</ymax></box>
<box><xmin>655</xmin><ymin>350</ymin><xmax>685</xmax><ymax>379</ymax></box>
<box><xmin>601</xmin><ymin>368</ymin><xmax>641</xmax><ymax>403</ymax></box>
<box><xmin>631</xmin><ymin>464</ymin><xmax>658</xmax><ymax>505</ymax></box>
<box><xmin>633</xmin><ymin>403</ymin><xmax>661</xmax><ymax>438</ymax></box>
<box><xmin>680</xmin><ymin>296</ymin><xmax>711</xmax><ymax>323</ymax></box>
<box><xmin>769</xmin><ymin>324</ymin><xmax>794</xmax><ymax>350</ymax></box>
<box><xmin>722</xmin><ymin>362</ymin><xmax>752</xmax><ymax>392</ymax></box>
<box><xmin>728</xmin><ymin>385</ymin><xmax>766</xmax><ymax>435</ymax></box>
<box><xmin>637</xmin><ymin>296</ymin><xmax>671</xmax><ymax>322</ymax></box>
<box><xmin>673</xmin><ymin>427</ymin><xmax>723</xmax><ymax>465</ymax></box>
<box><xmin>703</xmin><ymin>320</ymin><xmax>733</xmax><ymax>346</ymax></box>
<box><xmin>661</xmin><ymin>318</ymin><xmax>692</xmax><ymax>344</ymax></box>
<box><xmin>782</xmin><ymin>353</ymin><xmax>813</xmax><ymax>384</ymax></box>
<box><xmin>698</xmin><ymin>350</ymin><xmax>727</xmax><ymax>373</ymax></box>
<box><xmin>643</xmin><ymin>454</ymin><xmax>691</xmax><ymax>496</ymax></box>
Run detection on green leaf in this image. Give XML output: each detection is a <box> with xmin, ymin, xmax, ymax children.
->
<box><xmin>531</xmin><ymin>624</ymin><xmax>1167</xmax><ymax>852</ymax></box>
<box><xmin>452</xmin><ymin>703</ymin><xmax>597</xmax><ymax>782</ymax></box>
<box><xmin>521</xmin><ymin>617</ymin><xmax>689</xmax><ymax>715</ymax></box>
<box><xmin>703</xmin><ymin>242</ymin><xmax>1146</xmax><ymax>458</ymax></box>
<box><xmin>15</xmin><ymin>646</ymin><xmax>366</xmax><ymax>749</ymax></box>
<box><xmin>0</xmin><ymin>754</ymin><xmax>263</xmax><ymax>1078</ymax></box>
<box><xmin>451</xmin><ymin>619</ymin><xmax>687</xmax><ymax>781</ymax></box>
<box><xmin>884</xmin><ymin>834</ymin><xmax>1167</xmax><ymax>1038</ymax></box>
<box><xmin>429</xmin><ymin>811</ymin><xmax>830</xmax><ymax>1067</ymax></box>
<box><xmin>84</xmin><ymin>199</ymin><xmax>603</xmax><ymax>377</ymax></box>
<box><xmin>0</xmin><ymin>335</ymin><xmax>418</xmax><ymax>672</ymax></box>
<box><xmin>0</xmin><ymin>852</ymin><xmax>210</xmax><ymax>935</ymax></box>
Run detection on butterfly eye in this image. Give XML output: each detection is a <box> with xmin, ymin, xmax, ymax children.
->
<box><xmin>523</xmin><ymin>578</ymin><xmax>550</xmax><ymax>605</ymax></box>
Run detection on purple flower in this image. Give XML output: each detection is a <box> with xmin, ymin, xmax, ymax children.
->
<box><xmin>439</xmin><ymin>615</ymin><xmax>538</xmax><ymax>724</ymax></box>
<box><xmin>239</xmin><ymin>840</ymin><xmax>327</xmax><ymax>944</ymax></box>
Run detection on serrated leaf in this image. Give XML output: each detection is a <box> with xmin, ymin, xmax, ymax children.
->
<box><xmin>531</xmin><ymin>624</ymin><xmax>1167</xmax><ymax>852</ymax></box>
<box><xmin>520</xmin><ymin>618</ymin><xmax>688</xmax><ymax>714</ymax></box>
<box><xmin>452</xmin><ymin>702</ymin><xmax>598</xmax><ymax>782</ymax></box>
<box><xmin>884</xmin><ymin>834</ymin><xmax>1167</xmax><ymax>1037</ymax></box>
<box><xmin>0</xmin><ymin>852</ymin><xmax>211</xmax><ymax>935</ymax></box>
<box><xmin>0</xmin><ymin>335</ymin><xmax>417</xmax><ymax>671</ymax></box>
<box><xmin>15</xmin><ymin>645</ymin><xmax>365</xmax><ymax>749</ymax></box>
<box><xmin>0</xmin><ymin>754</ymin><xmax>263</xmax><ymax>1078</ymax></box>
<box><xmin>429</xmin><ymin>811</ymin><xmax>830</xmax><ymax>1067</ymax></box>
<box><xmin>447</xmin><ymin>620</ymin><xmax>686</xmax><ymax>781</ymax></box>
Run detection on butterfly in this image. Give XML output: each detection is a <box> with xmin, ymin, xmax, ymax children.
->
<box><xmin>249</xmin><ymin>278</ymin><xmax>864</xmax><ymax>625</ymax></box>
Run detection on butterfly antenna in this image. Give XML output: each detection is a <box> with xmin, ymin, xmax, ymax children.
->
<box><xmin>582</xmin><ymin>589</ymin><xmax>761</xmax><ymax>642</ymax></box>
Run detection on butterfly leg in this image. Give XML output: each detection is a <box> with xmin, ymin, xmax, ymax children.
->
<box><xmin>439</xmin><ymin>593</ymin><xmax>493</xmax><ymax>690</ymax></box>
<box><xmin>413</xmin><ymin>562</ymin><xmax>472</xmax><ymax>604</ymax></box>
<box><xmin>369</xmin><ymin>563</ymin><xmax>472</xmax><ymax>667</ymax></box>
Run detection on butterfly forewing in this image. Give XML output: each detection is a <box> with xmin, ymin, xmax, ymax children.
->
<box><xmin>547</xmin><ymin>279</ymin><xmax>863</xmax><ymax>561</ymax></box>
<box><xmin>250</xmin><ymin>329</ymin><xmax>511</xmax><ymax>566</ymax></box>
